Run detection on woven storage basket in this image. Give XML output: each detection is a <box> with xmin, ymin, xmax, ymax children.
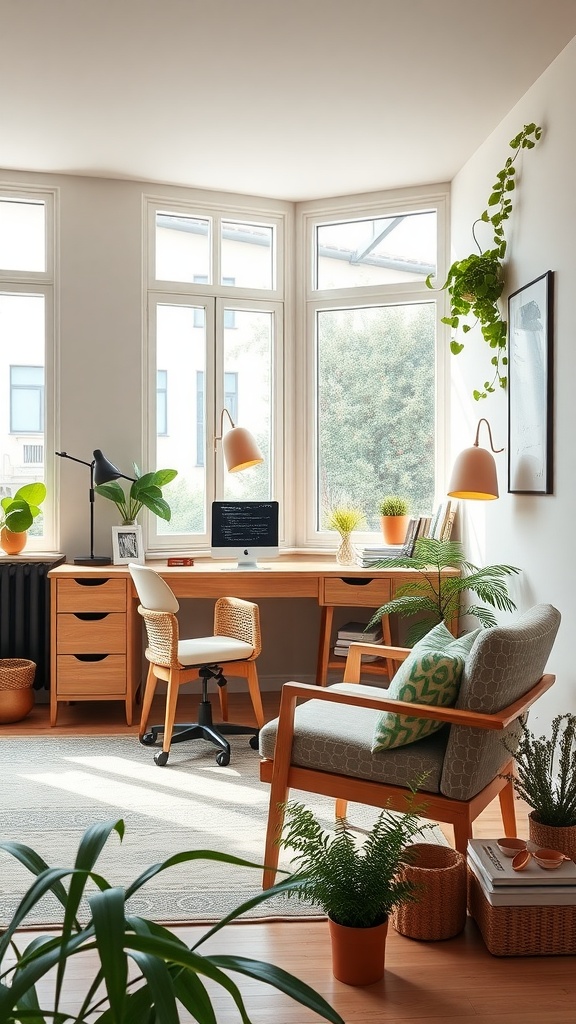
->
<box><xmin>391</xmin><ymin>843</ymin><xmax>467</xmax><ymax>941</ymax></box>
<box><xmin>0</xmin><ymin>658</ymin><xmax>36</xmax><ymax>690</ymax></box>
<box><xmin>528</xmin><ymin>812</ymin><xmax>576</xmax><ymax>862</ymax></box>
<box><xmin>467</xmin><ymin>867</ymin><xmax>576</xmax><ymax>956</ymax></box>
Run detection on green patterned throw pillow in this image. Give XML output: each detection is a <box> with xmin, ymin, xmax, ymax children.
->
<box><xmin>371</xmin><ymin>649</ymin><xmax>465</xmax><ymax>752</ymax></box>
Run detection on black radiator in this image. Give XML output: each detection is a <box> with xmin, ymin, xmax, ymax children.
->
<box><xmin>0</xmin><ymin>557</ymin><xmax>64</xmax><ymax>690</ymax></box>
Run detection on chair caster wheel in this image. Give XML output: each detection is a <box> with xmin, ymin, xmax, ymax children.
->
<box><xmin>216</xmin><ymin>750</ymin><xmax>230</xmax><ymax>767</ymax></box>
<box><xmin>140</xmin><ymin>732</ymin><xmax>156</xmax><ymax>746</ymax></box>
<box><xmin>154</xmin><ymin>751</ymin><xmax>169</xmax><ymax>766</ymax></box>
<box><xmin>249</xmin><ymin>734</ymin><xmax>259</xmax><ymax>750</ymax></box>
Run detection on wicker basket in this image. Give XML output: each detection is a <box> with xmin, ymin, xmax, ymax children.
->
<box><xmin>528</xmin><ymin>812</ymin><xmax>576</xmax><ymax>862</ymax></box>
<box><xmin>467</xmin><ymin>867</ymin><xmax>576</xmax><ymax>956</ymax></box>
<box><xmin>0</xmin><ymin>658</ymin><xmax>36</xmax><ymax>690</ymax></box>
<box><xmin>391</xmin><ymin>843</ymin><xmax>467</xmax><ymax>941</ymax></box>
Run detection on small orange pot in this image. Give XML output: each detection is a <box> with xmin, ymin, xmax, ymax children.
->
<box><xmin>328</xmin><ymin>917</ymin><xmax>388</xmax><ymax>986</ymax></box>
<box><xmin>381</xmin><ymin>515</ymin><xmax>409</xmax><ymax>546</ymax></box>
<box><xmin>0</xmin><ymin>527</ymin><xmax>28</xmax><ymax>555</ymax></box>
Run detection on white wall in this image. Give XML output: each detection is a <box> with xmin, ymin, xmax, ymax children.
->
<box><xmin>449</xmin><ymin>36</ymin><xmax>576</xmax><ymax>730</ymax></box>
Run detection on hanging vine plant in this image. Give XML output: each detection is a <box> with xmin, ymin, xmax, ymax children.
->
<box><xmin>427</xmin><ymin>122</ymin><xmax>542</xmax><ymax>400</ymax></box>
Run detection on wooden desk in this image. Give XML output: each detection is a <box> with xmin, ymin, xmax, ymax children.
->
<box><xmin>49</xmin><ymin>557</ymin><xmax>458</xmax><ymax>725</ymax></box>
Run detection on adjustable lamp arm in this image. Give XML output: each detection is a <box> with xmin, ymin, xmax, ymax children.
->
<box><xmin>214</xmin><ymin>407</ymin><xmax>236</xmax><ymax>449</ymax></box>
<box><xmin>474</xmin><ymin>418</ymin><xmax>504</xmax><ymax>453</ymax></box>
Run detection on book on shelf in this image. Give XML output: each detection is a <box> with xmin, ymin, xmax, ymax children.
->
<box><xmin>440</xmin><ymin>499</ymin><xmax>458</xmax><ymax>541</ymax></box>
<box><xmin>430</xmin><ymin>499</ymin><xmax>459</xmax><ymax>542</ymax></box>
<box><xmin>467</xmin><ymin>839</ymin><xmax>576</xmax><ymax>887</ymax></box>
<box><xmin>400</xmin><ymin>516</ymin><xmax>419</xmax><ymax>557</ymax></box>
<box><xmin>333</xmin><ymin>643</ymin><xmax>382</xmax><ymax>662</ymax></box>
<box><xmin>336</xmin><ymin>621</ymin><xmax>383</xmax><ymax>642</ymax></box>
<box><xmin>467</xmin><ymin>855</ymin><xmax>576</xmax><ymax>907</ymax></box>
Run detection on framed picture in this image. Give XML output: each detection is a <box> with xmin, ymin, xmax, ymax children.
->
<box><xmin>112</xmin><ymin>524</ymin><xmax>144</xmax><ymax>565</ymax></box>
<box><xmin>508</xmin><ymin>271</ymin><xmax>554</xmax><ymax>494</ymax></box>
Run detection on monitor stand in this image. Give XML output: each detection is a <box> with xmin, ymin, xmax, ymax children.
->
<box><xmin>221</xmin><ymin>550</ymin><xmax>271</xmax><ymax>571</ymax></box>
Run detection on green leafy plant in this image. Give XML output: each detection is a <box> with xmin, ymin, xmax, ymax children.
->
<box><xmin>0</xmin><ymin>819</ymin><xmax>343</xmax><ymax>1024</ymax></box>
<box><xmin>379</xmin><ymin>495</ymin><xmax>409</xmax><ymax>517</ymax></box>
<box><xmin>502</xmin><ymin>714</ymin><xmax>576</xmax><ymax>827</ymax></box>
<box><xmin>366</xmin><ymin>536</ymin><xmax>519</xmax><ymax>646</ymax></box>
<box><xmin>0</xmin><ymin>482</ymin><xmax>47</xmax><ymax>534</ymax></box>
<box><xmin>95</xmin><ymin>465</ymin><xmax>177</xmax><ymax>524</ymax></box>
<box><xmin>324</xmin><ymin>504</ymin><xmax>365</xmax><ymax>537</ymax></box>
<box><xmin>427</xmin><ymin>122</ymin><xmax>542</xmax><ymax>400</ymax></box>
<box><xmin>276</xmin><ymin>794</ymin><xmax>428</xmax><ymax>928</ymax></box>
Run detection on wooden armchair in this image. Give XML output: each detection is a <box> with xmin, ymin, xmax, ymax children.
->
<box><xmin>259</xmin><ymin>604</ymin><xmax>560</xmax><ymax>887</ymax></box>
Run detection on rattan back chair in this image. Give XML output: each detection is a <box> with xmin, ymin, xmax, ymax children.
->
<box><xmin>129</xmin><ymin>564</ymin><xmax>264</xmax><ymax>766</ymax></box>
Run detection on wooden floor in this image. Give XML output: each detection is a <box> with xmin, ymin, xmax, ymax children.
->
<box><xmin>5</xmin><ymin>691</ymin><xmax>576</xmax><ymax>1023</ymax></box>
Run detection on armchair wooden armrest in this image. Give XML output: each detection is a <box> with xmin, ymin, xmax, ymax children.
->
<box><xmin>343</xmin><ymin>641</ymin><xmax>409</xmax><ymax>684</ymax></box>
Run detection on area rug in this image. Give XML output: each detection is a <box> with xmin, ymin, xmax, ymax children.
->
<box><xmin>0</xmin><ymin>734</ymin><xmax>447</xmax><ymax>927</ymax></box>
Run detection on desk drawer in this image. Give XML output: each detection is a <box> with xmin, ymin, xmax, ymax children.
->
<box><xmin>56</xmin><ymin>655</ymin><xmax>126</xmax><ymax>694</ymax></box>
<box><xmin>57</xmin><ymin>578</ymin><xmax>127</xmax><ymax>613</ymax></box>
<box><xmin>321</xmin><ymin>577</ymin><xmax>391</xmax><ymax>607</ymax></box>
<box><xmin>57</xmin><ymin>613</ymin><xmax>127</xmax><ymax>654</ymax></box>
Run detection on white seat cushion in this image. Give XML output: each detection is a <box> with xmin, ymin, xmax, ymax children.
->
<box><xmin>177</xmin><ymin>634</ymin><xmax>254</xmax><ymax>666</ymax></box>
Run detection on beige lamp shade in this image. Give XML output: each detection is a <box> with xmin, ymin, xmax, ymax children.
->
<box><xmin>447</xmin><ymin>418</ymin><xmax>503</xmax><ymax>501</ymax></box>
<box><xmin>222</xmin><ymin>425</ymin><xmax>263</xmax><ymax>473</ymax></box>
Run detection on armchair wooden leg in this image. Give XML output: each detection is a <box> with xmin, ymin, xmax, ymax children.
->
<box><xmin>453</xmin><ymin>817</ymin><xmax>473</xmax><ymax>854</ymax></box>
<box><xmin>499</xmin><ymin>779</ymin><xmax>518</xmax><ymax>837</ymax></box>
<box><xmin>335</xmin><ymin>799</ymin><xmax>348</xmax><ymax>819</ymax></box>
<box><xmin>139</xmin><ymin>664</ymin><xmax>159</xmax><ymax>738</ymax></box>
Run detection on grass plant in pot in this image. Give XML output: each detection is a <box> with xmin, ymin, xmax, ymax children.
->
<box><xmin>502</xmin><ymin>713</ymin><xmax>576</xmax><ymax>860</ymax></box>
<box><xmin>0</xmin><ymin>818</ymin><xmax>344</xmax><ymax>1024</ymax></box>
<box><xmin>379</xmin><ymin>495</ymin><xmax>410</xmax><ymax>545</ymax></box>
<box><xmin>324</xmin><ymin>503</ymin><xmax>365</xmax><ymax>566</ymax></box>
<box><xmin>276</xmin><ymin>795</ymin><xmax>427</xmax><ymax>986</ymax></box>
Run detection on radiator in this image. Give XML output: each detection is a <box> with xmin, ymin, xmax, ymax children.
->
<box><xmin>0</xmin><ymin>557</ymin><xmax>64</xmax><ymax>690</ymax></box>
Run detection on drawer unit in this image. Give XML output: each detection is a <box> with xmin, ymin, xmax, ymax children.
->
<box><xmin>320</xmin><ymin>576</ymin><xmax>392</xmax><ymax>607</ymax></box>
<box><xmin>50</xmin><ymin>573</ymin><xmax>137</xmax><ymax>726</ymax></box>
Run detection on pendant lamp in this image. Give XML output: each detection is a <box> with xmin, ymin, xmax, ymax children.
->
<box><xmin>447</xmin><ymin>418</ymin><xmax>504</xmax><ymax>500</ymax></box>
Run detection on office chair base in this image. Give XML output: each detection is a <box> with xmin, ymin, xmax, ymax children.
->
<box><xmin>140</xmin><ymin>698</ymin><xmax>259</xmax><ymax>767</ymax></box>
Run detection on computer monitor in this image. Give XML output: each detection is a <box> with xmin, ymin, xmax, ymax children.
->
<box><xmin>211</xmin><ymin>500</ymin><xmax>279</xmax><ymax>570</ymax></box>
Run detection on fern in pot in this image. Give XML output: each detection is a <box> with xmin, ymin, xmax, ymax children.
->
<box><xmin>277</xmin><ymin>795</ymin><xmax>427</xmax><ymax>986</ymax></box>
<box><xmin>502</xmin><ymin>713</ymin><xmax>576</xmax><ymax>860</ymax></box>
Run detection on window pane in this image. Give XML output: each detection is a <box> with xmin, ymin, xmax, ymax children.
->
<box><xmin>155</xmin><ymin>213</ymin><xmax>211</xmax><ymax>283</ymax></box>
<box><xmin>221</xmin><ymin>221</ymin><xmax>274</xmax><ymax>290</ymax></box>
<box><xmin>0</xmin><ymin>199</ymin><xmax>46</xmax><ymax>272</ymax></box>
<box><xmin>223</xmin><ymin>308</ymin><xmax>272</xmax><ymax>501</ymax></box>
<box><xmin>316</xmin><ymin>211</ymin><xmax>436</xmax><ymax>290</ymax></box>
<box><xmin>156</xmin><ymin>304</ymin><xmax>206</xmax><ymax>534</ymax></box>
<box><xmin>0</xmin><ymin>294</ymin><xmax>46</xmax><ymax>536</ymax></box>
<box><xmin>316</xmin><ymin>303</ymin><xmax>435</xmax><ymax>529</ymax></box>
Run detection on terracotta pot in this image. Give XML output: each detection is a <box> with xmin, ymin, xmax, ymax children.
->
<box><xmin>0</xmin><ymin>527</ymin><xmax>28</xmax><ymax>555</ymax></box>
<box><xmin>528</xmin><ymin>811</ymin><xmax>576</xmax><ymax>861</ymax></box>
<box><xmin>381</xmin><ymin>515</ymin><xmax>409</xmax><ymax>546</ymax></box>
<box><xmin>328</xmin><ymin>917</ymin><xmax>388</xmax><ymax>986</ymax></box>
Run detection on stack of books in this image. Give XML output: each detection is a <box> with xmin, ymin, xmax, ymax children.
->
<box><xmin>467</xmin><ymin>838</ymin><xmax>576</xmax><ymax>906</ymax></box>
<box><xmin>333</xmin><ymin>620</ymin><xmax>383</xmax><ymax>661</ymax></box>
<box><xmin>355</xmin><ymin>542</ymin><xmax>404</xmax><ymax>566</ymax></box>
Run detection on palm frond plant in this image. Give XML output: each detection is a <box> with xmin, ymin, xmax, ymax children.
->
<box><xmin>277</xmin><ymin>794</ymin><xmax>429</xmax><ymax>929</ymax></box>
<box><xmin>366</xmin><ymin>536</ymin><xmax>519</xmax><ymax>646</ymax></box>
<box><xmin>502</xmin><ymin>714</ymin><xmax>576</xmax><ymax>828</ymax></box>
<box><xmin>0</xmin><ymin>819</ymin><xmax>344</xmax><ymax>1024</ymax></box>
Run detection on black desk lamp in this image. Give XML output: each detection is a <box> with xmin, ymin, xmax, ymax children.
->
<box><xmin>56</xmin><ymin>449</ymin><xmax>135</xmax><ymax>566</ymax></box>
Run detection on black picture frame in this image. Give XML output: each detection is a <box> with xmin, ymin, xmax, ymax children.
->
<box><xmin>507</xmin><ymin>271</ymin><xmax>554</xmax><ymax>494</ymax></box>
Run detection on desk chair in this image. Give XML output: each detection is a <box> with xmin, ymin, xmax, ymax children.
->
<box><xmin>259</xmin><ymin>604</ymin><xmax>560</xmax><ymax>886</ymax></box>
<box><xmin>129</xmin><ymin>564</ymin><xmax>265</xmax><ymax>766</ymax></box>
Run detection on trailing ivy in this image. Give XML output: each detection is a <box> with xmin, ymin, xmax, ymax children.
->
<box><xmin>427</xmin><ymin>122</ymin><xmax>542</xmax><ymax>400</ymax></box>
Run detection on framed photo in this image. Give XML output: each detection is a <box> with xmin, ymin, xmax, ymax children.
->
<box><xmin>508</xmin><ymin>271</ymin><xmax>554</xmax><ymax>494</ymax></box>
<box><xmin>112</xmin><ymin>524</ymin><xmax>144</xmax><ymax>565</ymax></box>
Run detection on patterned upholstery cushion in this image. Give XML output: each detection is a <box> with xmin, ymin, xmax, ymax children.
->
<box><xmin>258</xmin><ymin>683</ymin><xmax>447</xmax><ymax>793</ymax></box>
<box><xmin>440</xmin><ymin>604</ymin><xmax>561</xmax><ymax>801</ymax></box>
<box><xmin>370</xmin><ymin>621</ymin><xmax>479</xmax><ymax>752</ymax></box>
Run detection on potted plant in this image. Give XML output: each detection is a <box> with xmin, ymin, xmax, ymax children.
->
<box><xmin>324</xmin><ymin>503</ymin><xmax>365</xmax><ymax>566</ymax></box>
<box><xmin>277</xmin><ymin>795</ymin><xmax>427</xmax><ymax>985</ymax></box>
<box><xmin>379</xmin><ymin>495</ymin><xmax>410</xmax><ymax>545</ymax></box>
<box><xmin>0</xmin><ymin>482</ymin><xmax>47</xmax><ymax>555</ymax></box>
<box><xmin>427</xmin><ymin>122</ymin><xmax>542</xmax><ymax>400</ymax></box>
<box><xmin>366</xmin><ymin>536</ymin><xmax>519</xmax><ymax>645</ymax></box>
<box><xmin>95</xmin><ymin>465</ymin><xmax>177</xmax><ymax>524</ymax></box>
<box><xmin>0</xmin><ymin>818</ymin><xmax>343</xmax><ymax>1024</ymax></box>
<box><xmin>502</xmin><ymin>713</ymin><xmax>576</xmax><ymax>860</ymax></box>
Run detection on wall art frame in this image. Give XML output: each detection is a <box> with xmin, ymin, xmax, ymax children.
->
<box><xmin>112</xmin><ymin>524</ymin><xmax>144</xmax><ymax>565</ymax></box>
<box><xmin>507</xmin><ymin>270</ymin><xmax>554</xmax><ymax>495</ymax></box>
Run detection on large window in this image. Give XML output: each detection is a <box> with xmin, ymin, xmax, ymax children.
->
<box><xmin>147</xmin><ymin>200</ymin><xmax>284</xmax><ymax>551</ymax></box>
<box><xmin>301</xmin><ymin>193</ymin><xmax>446</xmax><ymax>546</ymax></box>
<box><xmin>0</xmin><ymin>190</ymin><xmax>54</xmax><ymax>549</ymax></box>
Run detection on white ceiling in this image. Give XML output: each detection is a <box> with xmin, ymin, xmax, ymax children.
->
<box><xmin>1</xmin><ymin>0</ymin><xmax>576</xmax><ymax>202</ymax></box>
